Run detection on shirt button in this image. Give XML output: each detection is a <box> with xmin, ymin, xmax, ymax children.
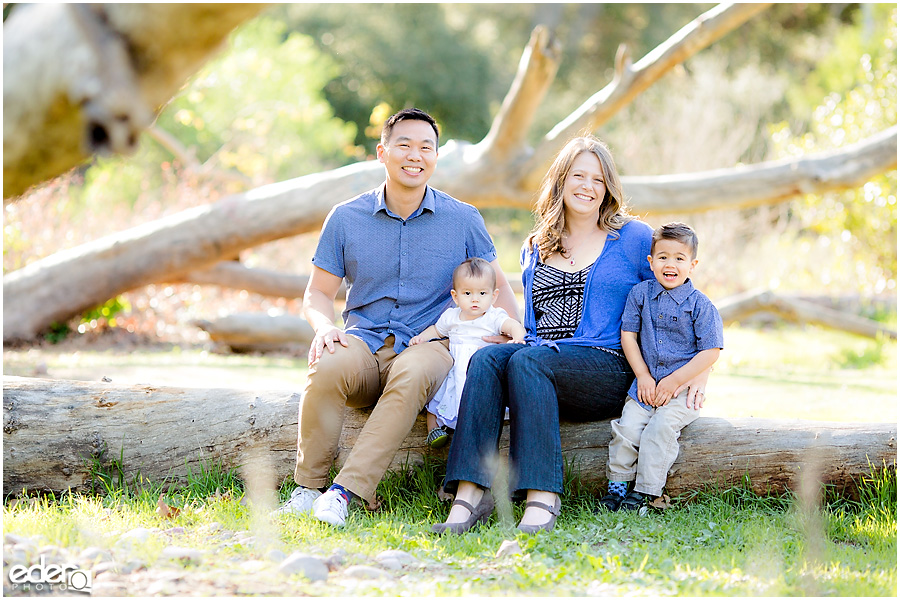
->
<box><xmin>400</xmin><ymin>282</ymin><xmax>405</xmax><ymax>287</ymax></box>
<box><xmin>394</xmin><ymin>304</ymin><xmax>400</xmax><ymax>309</ymax></box>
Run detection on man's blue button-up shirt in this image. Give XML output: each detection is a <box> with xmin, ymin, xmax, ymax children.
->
<box><xmin>311</xmin><ymin>185</ymin><xmax>497</xmax><ymax>353</ymax></box>
<box><xmin>621</xmin><ymin>278</ymin><xmax>724</xmax><ymax>406</ymax></box>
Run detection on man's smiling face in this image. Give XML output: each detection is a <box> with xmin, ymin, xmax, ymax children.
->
<box><xmin>377</xmin><ymin>119</ymin><xmax>438</xmax><ymax>191</ymax></box>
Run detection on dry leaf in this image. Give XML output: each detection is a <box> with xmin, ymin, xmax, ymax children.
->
<box><xmin>495</xmin><ymin>539</ymin><xmax>522</xmax><ymax>557</ymax></box>
<box><xmin>436</xmin><ymin>486</ymin><xmax>454</xmax><ymax>502</ymax></box>
<box><xmin>156</xmin><ymin>494</ymin><xmax>181</xmax><ymax>519</ymax></box>
<box><xmin>649</xmin><ymin>494</ymin><xmax>672</xmax><ymax>510</ymax></box>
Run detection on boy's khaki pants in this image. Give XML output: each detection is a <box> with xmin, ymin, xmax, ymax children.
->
<box><xmin>293</xmin><ymin>335</ymin><xmax>452</xmax><ymax>504</ymax></box>
<box><xmin>607</xmin><ymin>391</ymin><xmax>700</xmax><ymax>497</ymax></box>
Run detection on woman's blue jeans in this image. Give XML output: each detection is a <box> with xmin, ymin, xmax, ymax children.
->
<box><xmin>444</xmin><ymin>343</ymin><xmax>633</xmax><ymax>496</ymax></box>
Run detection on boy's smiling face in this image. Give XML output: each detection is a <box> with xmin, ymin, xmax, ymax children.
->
<box><xmin>648</xmin><ymin>239</ymin><xmax>698</xmax><ymax>290</ymax></box>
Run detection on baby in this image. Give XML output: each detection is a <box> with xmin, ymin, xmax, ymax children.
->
<box><xmin>410</xmin><ymin>257</ymin><xmax>526</xmax><ymax>448</ymax></box>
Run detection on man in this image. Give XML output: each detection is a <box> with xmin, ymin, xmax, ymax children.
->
<box><xmin>274</xmin><ymin>108</ymin><xmax>519</xmax><ymax>526</ymax></box>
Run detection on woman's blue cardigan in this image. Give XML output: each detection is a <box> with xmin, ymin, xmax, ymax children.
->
<box><xmin>521</xmin><ymin>219</ymin><xmax>654</xmax><ymax>350</ymax></box>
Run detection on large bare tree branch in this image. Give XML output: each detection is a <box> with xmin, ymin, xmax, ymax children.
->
<box><xmin>626</xmin><ymin>126</ymin><xmax>898</xmax><ymax>212</ymax></box>
<box><xmin>521</xmin><ymin>2</ymin><xmax>773</xmax><ymax>190</ymax></box>
<box><xmin>2</xmin><ymin>3</ymin><xmax>266</xmax><ymax>200</ymax></box>
<box><xmin>173</xmin><ymin>261</ymin><xmax>315</xmax><ymax>299</ymax></box>
<box><xmin>478</xmin><ymin>26</ymin><xmax>562</xmax><ymax>163</ymax></box>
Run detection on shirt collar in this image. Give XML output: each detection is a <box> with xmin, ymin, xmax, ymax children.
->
<box><xmin>650</xmin><ymin>278</ymin><xmax>695</xmax><ymax>303</ymax></box>
<box><xmin>373</xmin><ymin>184</ymin><xmax>436</xmax><ymax>218</ymax></box>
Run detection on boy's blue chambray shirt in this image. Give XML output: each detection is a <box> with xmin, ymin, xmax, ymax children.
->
<box><xmin>312</xmin><ymin>185</ymin><xmax>497</xmax><ymax>354</ymax></box>
<box><xmin>621</xmin><ymin>278</ymin><xmax>724</xmax><ymax>408</ymax></box>
<box><xmin>520</xmin><ymin>219</ymin><xmax>655</xmax><ymax>349</ymax></box>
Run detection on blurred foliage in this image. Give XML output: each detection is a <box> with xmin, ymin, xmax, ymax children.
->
<box><xmin>155</xmin><ymin>17</ymin><xmax>360</xmax><ymax>179</ymax></box>
<box><xmin>81</xmin><ymin>296</ymin><xmax>131</xmax><ymax>330</ymax></box>
<box><xmin>275</xmin><ymin>3</ymin><xmax>500</xmax><ymax>150</ymax></box>
<box><xmin>272</xmin><ymin>3</ymin><xmax>863</xmax><ymax>153</ymax></box>
<box><xmin>768</xmin><ymin>4</ymin><xmax>897</xmax><ymax>295</ymax></box>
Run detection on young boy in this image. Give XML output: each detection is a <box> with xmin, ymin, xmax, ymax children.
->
<box><xmin>600</xmin><ymin>222</ymin><xmax>724</xmax><ymax>512</ymax></box>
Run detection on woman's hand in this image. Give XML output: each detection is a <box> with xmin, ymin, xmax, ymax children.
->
<box><xmin>482</xmin><ymin>334</ymin><xmax>513</xmax><ymax>345</ymax></box>
<box><xmin>676</xmin><ymin>367</ymin><xmax>711</xmax><ymax>410</ymax></box>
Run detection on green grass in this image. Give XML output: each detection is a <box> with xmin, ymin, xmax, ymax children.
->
<box><xmin>4</xmin><ymin>459</ymin><xmax>896</xmax><ymax>596</ymax></box>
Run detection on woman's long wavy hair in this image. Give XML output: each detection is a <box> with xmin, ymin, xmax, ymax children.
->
<box><xmin>526</xmin><ymin>136</ymin><xmax>634</xmax><ymax>263</ymax></box>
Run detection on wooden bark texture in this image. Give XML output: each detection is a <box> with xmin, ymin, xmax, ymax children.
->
<box><xmin>4</xmin><ymin>376</ymin><xmax>895</xmax><ymax>499</ymax></box>
<box><xmin>3</xmin><ymin>3</ymin><xmax>266</xmax><ymax>199</ymax></box>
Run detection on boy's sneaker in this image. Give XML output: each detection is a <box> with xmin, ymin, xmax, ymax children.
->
<box><xmin>313</xmin><ymin>488</ymin><xmax>349</xmax><ymax>527</ymax></box>
<box><xmin>619</xmin><ymin>490</ymin><xmax>650</xmax><ymax>513</ymax></box>
<box><xmin>271</xmin><ymin>486</ymin><xmax>322</xmax><ymax>517</ymax></box>
<box><xmin>597</xmin><ymin>493</ymin><xmax>625</xmax><ymax>512</ymax></box>
<box><xmin>427</xmin><ymin>426</ymin><xmax>450</xmax><ymax>449</ymax></box>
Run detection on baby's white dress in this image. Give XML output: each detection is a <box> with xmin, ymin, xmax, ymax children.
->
<box><xmin>425</xmin><ymin>305</ymin><xmax>511</xmax><ymax>429</ymax></box>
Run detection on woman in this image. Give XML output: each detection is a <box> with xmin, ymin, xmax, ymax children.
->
<box><xmin>434</xmin><ymin>136</ymin><xmax>697</xmax><ymax>534</ymax></box>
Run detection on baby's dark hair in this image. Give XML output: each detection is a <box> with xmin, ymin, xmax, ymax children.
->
<box><xmin>651</xmin><ymin>222</ymin><xmax>699</xmax><ymax>259</ymax></box>
<box><xmin>452</xmin><ymin>257</ymin><xmax>496</xmax><ymax>290</ymax></box>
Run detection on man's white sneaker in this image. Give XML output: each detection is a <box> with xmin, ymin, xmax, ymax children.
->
<box><xmin>271</xmin><ymin>486</ymin><xmax>322</xmax><ymax>517</ymax></box>
<box><xmin>312</xmin><ymin>488</ymin><xmax>349</xmax><ymax>527</ymax></box>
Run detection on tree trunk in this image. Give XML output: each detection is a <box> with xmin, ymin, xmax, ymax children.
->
<box><xmin>4</xmin><ymin>376</ymin><xmax>894</xmax><ymax>499</ymax></box>
<box><xmin>2</xmin><ymin>3</ymin><xmax>267</xmax><ymax>199</ymax></box>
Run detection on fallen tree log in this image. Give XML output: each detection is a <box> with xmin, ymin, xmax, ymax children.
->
<box><xmin>192</xmin><ymin>313</ymin><xmax>315</xmax><ymax>353</ymax></box>
<box><xmin>717</xmin><ymin>290</ymin><xmax>897</xmax><ymax>340</ymax></box>
<box><xmin>191</xmin><ymin>289</ymin><xmax>894</xmax><ymax>352</ymax></box>
<box><xmin>4</xmin><ymin>377</ymin><xmax>894</xmax><ymax>500</ymax></box>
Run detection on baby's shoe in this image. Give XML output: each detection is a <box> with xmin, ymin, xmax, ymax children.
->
<box><xmin>427</xmin><ymin>426</ymin><xmax>450</xmax><ymax>449</ymax></box>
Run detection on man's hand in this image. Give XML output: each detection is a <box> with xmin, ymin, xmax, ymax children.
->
<box><xmin>309</xmin><ymin>325</ymin><xmax>349</xmax><ymax>364</ymax></box>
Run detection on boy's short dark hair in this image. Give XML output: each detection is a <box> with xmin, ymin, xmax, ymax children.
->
<box><xmin>381</xmin><ymin>108</ymin><xmax>440</xmax><ymax>147</ymax></box>
<box><xmin>452</xmin><ymin>257</ymin><xmax>496</xmax><ymax>290</ymax></box>
<box><xmin>651</xmin><ymin>222</ymin><xmax>699</xmax><ymax>259</ymax></box>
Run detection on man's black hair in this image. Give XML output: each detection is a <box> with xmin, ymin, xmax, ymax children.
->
<box><xmin>381</xmin><ymin>108</ymin><xmax>439</xmax><ymax>147</ymax></box>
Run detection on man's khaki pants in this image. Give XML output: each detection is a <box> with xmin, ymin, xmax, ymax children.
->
<box><xmin>606</xmin><ymin>391</ymin><xmax>700</xmax><ymax>497</ymax></box>
<box><xmin>293</xmin><ymin>335</ymin><xmax>452</xmax><ymax>504</ymax></box>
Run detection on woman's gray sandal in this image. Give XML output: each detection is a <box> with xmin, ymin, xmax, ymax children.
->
<box><xmin>431</xmin><ymin>491</ymin><xmax>494</xmax><ymax>534</ymax></box>
<box><xmin>516</xmin><ymin>496</ymin><xmax>561</xmax><ymax>534</ymax></box>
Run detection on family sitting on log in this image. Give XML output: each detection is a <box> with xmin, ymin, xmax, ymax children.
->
<box><xmin>273</xmin><ymin>107</ymin><xmax>723</xmax><ymax>532</ymax></box>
